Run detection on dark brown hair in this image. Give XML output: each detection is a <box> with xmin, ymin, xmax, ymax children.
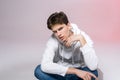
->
<box><xmin>47</xmin><ymin>11</ymin><xmax>69</xmax><ymax>30</ymax></box>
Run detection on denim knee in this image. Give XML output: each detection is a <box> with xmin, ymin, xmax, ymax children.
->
<box><xmin>34</xmin><ymin>65</ymin><xmax>41</xmax><ymax>79</ymax></box>
<box><xmin>34</xmin><ymin>65</ymin><xmax>57</xmax><ymax>80</ymax></box>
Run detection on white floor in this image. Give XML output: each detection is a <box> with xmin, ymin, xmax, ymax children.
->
<box><xmin>0</xmin><ymin>42</ymin><xmax>120</xmax><ymax>80</ymax></box>
<box><xmin>0</xmin><ymin>43</ymin><xmax>43</xmax><ymax>80</ymax></box>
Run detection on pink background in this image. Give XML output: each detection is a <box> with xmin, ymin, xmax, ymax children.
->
<box><xmin>0</xmin><ymin>0</ymin><xmax>120</xmax><ymax>80</ymax></box>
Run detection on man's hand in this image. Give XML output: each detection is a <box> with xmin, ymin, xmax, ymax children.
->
<box><xmin>65</xmin><ymin>34</ymin><xmax>87</xmax><ymax>47</ymax></box>
<box><xmin>67</xmin><ymin>67</ymin><xmax>98</xmax><ymax>80</ymax></box>
<box><xmin>75</xmin><ymin>69</ymin><xmax>98</xmax><ymax>80</ymax></box>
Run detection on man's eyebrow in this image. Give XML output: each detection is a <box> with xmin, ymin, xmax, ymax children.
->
<box><xmin>58</xmin><ymin>27</ymin><xmax>64</xmax><ymax>30</ymax></box>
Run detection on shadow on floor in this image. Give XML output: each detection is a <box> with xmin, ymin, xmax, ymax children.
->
<box><xmin>98</xmin><ymin>68</ymin><xmax>103</xmax><ymax>80</ymax></box>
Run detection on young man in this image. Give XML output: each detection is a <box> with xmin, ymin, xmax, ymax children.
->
<box><xmin>34</xmin><ymin>11</ymin><xmax>98</xmax><ymax>80</ymax></box>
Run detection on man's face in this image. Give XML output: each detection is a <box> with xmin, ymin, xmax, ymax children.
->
<box><xmin>51</xmin><ymin>23</ymin><xmax>71</xmax><ymax>43</ymax></box>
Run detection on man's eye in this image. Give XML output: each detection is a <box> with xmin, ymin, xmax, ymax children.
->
<box><xmin>53</xmin><ymin>31</ymin><xmax>57</xmax><ymax>33</ymax></box>
<box><xmin>58</xmin><ymin>27</ymin><xmax>63</xmax><ymax>31</ymax></box>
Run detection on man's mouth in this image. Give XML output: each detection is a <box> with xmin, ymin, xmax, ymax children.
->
<box><xmin>59</xmin><ymin>36</ymin><xmax>65</xmax><ymax>41</ymax></box>
<box><xmin>59</xmin><ymin>37</ymin><xmax>63</xmax><ymax>40</ymax></box>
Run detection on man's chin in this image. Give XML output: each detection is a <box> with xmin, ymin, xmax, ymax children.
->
<box><xmin>58</xmin><ymin>39</ymin><xmax>65</xmax><ymax>43</ymax></box>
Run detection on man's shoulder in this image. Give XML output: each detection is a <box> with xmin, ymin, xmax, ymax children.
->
<box><xmin>45</xmin><ymin>34</ymin><xmax>59</xmax><ymax>49</ymax></box>
<box><xmin>71</xmin><ymin>23</ymin><xmax>77</xmax><ymax>26</ymax></box>
<box><xmin>71</xmin><ymin>23</ymin><xmax>78</xmax><ymax>28</ymax></box>
<box><xmin>70</xmin><ymin>23</ymin><xmax>81</xmax><ymax>34</ymax></box>
<box><xmin>47</xmin><ymin>34</ymin><xmax>58</xmax><ymax>43</ymax></box>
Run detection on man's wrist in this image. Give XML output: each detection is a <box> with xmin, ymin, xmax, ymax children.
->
<box><xmin>78</xmin><ymin>34</ymin><xmax>87</xmax><ymax>47</ymax></box>
<box><xmin>66</xmin><ymin>67</ymin><xmax>78</xmax><ymax>75</ymax></box>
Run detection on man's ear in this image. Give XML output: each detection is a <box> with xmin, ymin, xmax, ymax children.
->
<box><xmin>67</xmin><ymin>23</ymin><xmax>72</xmax><ymax>29</ymax></box>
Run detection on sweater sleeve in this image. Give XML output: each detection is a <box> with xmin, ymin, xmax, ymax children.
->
<box><xmin>41</xmin><ymin>36</ymin><xmax>68</xmax><ymax>76</ymax></box>
<box><xmin>80</xmin><ymin>31</ymin><xmax>98</xmax><ymax>70</ymax></box>
<box><xmin>71</xmin><ymin>23</ymin><xmax>98</xmax><ymax>70</ymax></box>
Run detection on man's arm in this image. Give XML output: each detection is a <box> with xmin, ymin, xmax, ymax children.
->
<box><xmin>65</xmin><ymin>31</ymin><xmax>98</xmax><ymax>70</ymax></box>
<box><xmin>79</xmin><ymin>31</ymin><xmax>98</xmax><ymax>70</ymax></box>
<box><xmin>66</xmin><ymin>67</ymin><xmax>98</xmax><ymax>80</ymax></box>
<box><xmin>41</xmin><ymin>36</ymin><xmax>68</xmax><ymax>76</ymax></box>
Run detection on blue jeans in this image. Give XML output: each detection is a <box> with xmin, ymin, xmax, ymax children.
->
<box><xmin>34</xmin><ymin>65</ymin><xmax>98</xmax><ymax>80</ymax></box>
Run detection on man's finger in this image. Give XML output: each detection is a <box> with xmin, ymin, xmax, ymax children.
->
<box><xmin>89</xmin><ymin>72</ymin><xmax>97</xmax><ymax>79</ymax></box>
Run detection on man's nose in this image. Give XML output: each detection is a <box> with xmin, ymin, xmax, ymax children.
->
<box><xmin>57</xmin><ymin>31</ymin><xmax>61</xmax><ymax>36</ymax></box>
